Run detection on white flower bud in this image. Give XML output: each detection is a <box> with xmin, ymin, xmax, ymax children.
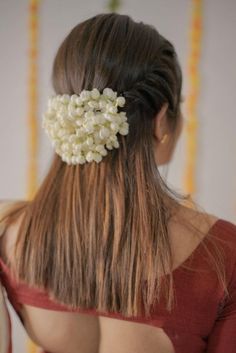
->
<box><xmin>98</xmin><ymin>99</ymin><xmax>107</xmax><ymax>110</ymax></box>
<box><xmin>113</xmin><ymin>140</ymin><xmax>119</xmax><ymax>148</ymax></box>
<box><xmin>116</xmin><ymin>115</ymin><xmax>123</xmax><ymax>124</ymax></box>
<box><xmin>68</xmin><ymin>134</ymin><xmax>77</xmax><ymax>143</ymax></box>
<box><xmin>93</xmin><ymin>131</ymin><xmax>101</xmax><ymax>145</ymax></box>
<box><xmin>88</xmin><ymin>100</ymin><xmax>99</xmax><ymax>109</ymax></box>
<box><xmin>110</xmin><ymin>123</ymin><xmax>119</xmax><ymax>132</ymax></box>
<box><xmin>61</xmin><ymin>143</ymin><xmax>70</xmax><ymax>152</ymax></box>
<box><xmin>57</xmin><ymin>129</ymin><xmax>66</xmax><ymax>137</ymax></box>
<box><xmin>85</xmin><ymin>151</ymin><xmax>94</xmax><ymax>162</ymax></box>
<box><xmin>91</xmin><ymin>88</ymin><xmax>100</xmax><ymax>100</ymax></box>
<box><xmin>58</xmin><ymin>96</ymin><xmax>64</xmax><ymax>103</ymax></box>
<box><xmin>60</xmin><ymin>120</ymin><xmax>67</xmax><ymax>128</ymax></box>
<box><xmin>86</xmin><ymin>137</ymin><xmax>93</xmax><ymax>146</ymax></box>
<box><xmin>103</xmin><ymin>88</ymin><xmax>117</xmax><ymax>100</ymax></box>
<box><xmin>80</xmin><ymin>90</ymin><xmax>91</xmax><ymax>101</ymax></box>
<box><xmin>108</xmin><ymin>105</ymin><xmax>117</xmax><ymax>114</ymax></box>
<box><xmin>53</xmin><ymin>122</ymin><xmax>61</xmax><ymax>130</ymax></box>
<box><xmin>61</xmin><ymin>94</ymin><xmax>70</xmax><ymax>104</ymax></box>
<box><xmin>76</xmin><ymin>155</ymin><xmax>86</xmax><ymax>164</ymax></box>
<box><xmin>106</xmin><ymin>142</ymin><xmax>113</xmax><ymax>150</ymax></box>
<box><xmin>116</xmin><ymin>96</ymin><xmax>125</xmax><ymax>107</ymax></box>
<box><xmin>62</xmin><ymin>152</ymin><xmax>70</xmax><ymax>160</ymax></box>
<box><xmin>92</xmin><ymin>115</ymin><xmax>101</xmax><ymax>124</ymax></box>
<box><xmin>75</xmin><ymin>118</ymin><xmax>83</xmax><ymax>126</ymax></box>
<box><xmin>67</xmin><ymin>114</ymin><xmax>76</xmax><ymax>122</ymax></box>
<box><xmin>104</xmin><ymin>113</ymin><xmax>113</xmax><ymax>122</ymax></box>
<box><xmin>71</xmin><ymin>94</ymin><xmax>78</xmax><ymax>103</ymax></box>
<box><xmin>119</xmin><ymin>126</ymin><xmax>129</xmax><ymax>135</ymax></box>
<box><xmin>84</xmin><ymin>111</ymin><xmax>94</xmax><ymax>119</ymax></box>
<box><xmin>97</xmin><ymin>114</ymin><xmax>106</xmax><ymax>124</ymax></box>
<box><xmin>93</xmin><ymin>153</ymin><xmax>103</xmax><ymax>163</ymax></box>
<box><xmin>121</xmin><ymin>122</ymin><xmax>129</xmax><ymax>130</ymax></box>
<box><xmin>95</xmin><ymin>144</ymin><xmax>104</xmax><ymax>153</ymax></box>
<box><xmin>69</xmin><ymin>108</ymin><xmax>78</xmax><ymax>117</ymax></box>
<box><xmin>71</xmin><ymin>156</ymin><xmax>77</xmax><ymax>165</ymax></box>
<box><xmin>100</xmin><ymin>149</ymin><xmax>108</xmax><ymax>156</ymax></box>
<box><xmin>76</xmin><ymin>107</ymin><xmax>84</xmax><ymax>116</ymax></box>
<box><xmin>76</xmin><ymin>129</ymin><xmax>84</xmax><ymax>137</ymax></box>
<box><xmin>84</xmin><ymin>122</ymin><xmax>94</xmax><ymax>133</ymax></box>
<box><xmin>75</xmin><ymin>97</ymin><xmax>83</xmax><ymax>106</ymax></box>
<box><xmin>119</xmin><ymin>112</ymin><xmax>127</xmax><ymax>122</ymax></box>
<box><xmin>99</xmin><ymin>127</ymin><xmax>110</xmax><ymax>139</ymax></box>
<box><xmin>84</xmin><ymin>103</ymin><xmax>91</xmax><ymax>111</ymax></box>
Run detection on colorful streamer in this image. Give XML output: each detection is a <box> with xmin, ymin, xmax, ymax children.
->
<box><xmin>184</xmin><ymin>0</ymin><xmax>203</xmax><ymax>195</ymax></box>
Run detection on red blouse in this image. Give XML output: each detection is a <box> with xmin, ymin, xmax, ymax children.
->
<box><xmin>0</xmin><ymin>218</ymin><xmax>236</xmax><ymax>353</ymax></box>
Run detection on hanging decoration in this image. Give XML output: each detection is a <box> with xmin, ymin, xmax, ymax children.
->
<box><xmin>27</xmin><ymin>1</ymin><xmax>40</xmax><ymax>352</ymax></box>
<box><xmin>26</xmin><ymin>0</ymin><xmax>40</xmax><ymax>200</ymax></box>
<box><xmin>184</xmin><ymin>0</ymin><xmax>203</xmax><ymax>195</ymax></box>
<box><xmin>107</xmin><ymin>0</ymin><xmax>121</xmax><ymax>12</ymax></box>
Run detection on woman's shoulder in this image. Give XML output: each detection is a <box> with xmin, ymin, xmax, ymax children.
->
<box><xmin>178</xmin><ymin>206</ymin><xmax>236</xmax><ymax>246</ymax></box>
<box><xmin>171</xmin><ymin>206</ymin><xmax>236</xmax><ymax>270</ymax></box>
<box><xmin>213</xmin><ymin>217</ymin><xmax>236</xmax><ymax>266</ymax></box>
<box><xmin>214</xmin><ymin>217</ymin><xmax>236</xmax><ymax>234</ymax></box>
<box><xmin>204</xmin><ymin>215</ymin><xmax>236</xmax><ymax>284</ymax></box>
<box><xmin>193</xmin><ymin>210</ymin><xmax>236</xmax><ymax>258</ymax></box>
<box><xmin>210</xmin><ymin>216</ymin><xmax>236</xmax><ymax>249</ymax></box>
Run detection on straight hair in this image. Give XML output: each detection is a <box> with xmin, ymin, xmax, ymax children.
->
<box><xmin>0</xmin><ymin>13</ymin><xmax>228</xmax><ymax>317</ymax></box>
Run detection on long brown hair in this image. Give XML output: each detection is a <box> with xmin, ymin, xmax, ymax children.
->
<box><xmin>0</xmin><ymin>13</ymin><xmax>228</xmax><ymax>317</ymax></box>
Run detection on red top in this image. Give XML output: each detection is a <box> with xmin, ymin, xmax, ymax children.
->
<box><xmin>0</xmin><ymin>218</ymin><xmax>236</xmax><ymax>353</ymax></box>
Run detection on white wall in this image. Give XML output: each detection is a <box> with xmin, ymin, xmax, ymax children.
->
<box><xmin>1</xmin><ymin>0</ymin><xmax>236</xmax><ymax>351</ymax></box>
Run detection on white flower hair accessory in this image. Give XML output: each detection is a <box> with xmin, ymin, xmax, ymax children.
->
<box><xmin>42</xmin><ymin>88</ymin><xmax>129</xmax><ymax>164</ymax></box>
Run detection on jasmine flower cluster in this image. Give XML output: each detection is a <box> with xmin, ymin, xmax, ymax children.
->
<box><xmin>42</xmin><ymin>88</ymin><xmax>129</xmax><ymax>164</ymax></box>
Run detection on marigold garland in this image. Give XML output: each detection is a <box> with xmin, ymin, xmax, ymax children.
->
<box><xmin>26</xmin><ymin>0</ymin><xmax>39</xmax><ymax>200</ymax></box>
<box><xmin>184</xmin><ymin>0</ymin><xmax>203</xmax><ymax>196</ymax></box>
<box><xmin>107</xmin><ymin>0</ymin><xmax>121</xmax><ymax>12</ymax></box>
<box><xmin>27</xmin><ymin>3</ymin><xmax>40</xmax><ymax>353</ymax></box>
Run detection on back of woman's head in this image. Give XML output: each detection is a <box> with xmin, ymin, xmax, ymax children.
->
<box><xmin>2</xmin><ymin>14</ymin><xmax>192</xmax><ymax>317</ymax></box>
<box><xmin>53</xmin><ymin>13</ymin><xmax>182</xmax><ymax>134</ymax></box>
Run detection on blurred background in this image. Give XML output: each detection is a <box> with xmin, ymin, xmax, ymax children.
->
<box><xmin>0</xmin><ymin>0</ymin><xmax>236</xmax><ymax>351</ymax></box>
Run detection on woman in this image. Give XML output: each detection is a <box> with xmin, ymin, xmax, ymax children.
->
<box><xmin>0</xmin><ymin>13</ymin><xmax>236</xmax><ymax>353</ymax></box>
